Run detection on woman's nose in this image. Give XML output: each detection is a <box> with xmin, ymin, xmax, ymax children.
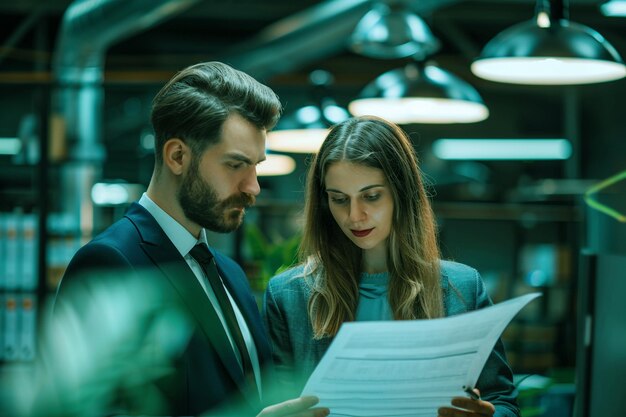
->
<box><xmin>348</xmin><ymin>200</ymin><xmax>366</xmax><ymax>222</ymax></box>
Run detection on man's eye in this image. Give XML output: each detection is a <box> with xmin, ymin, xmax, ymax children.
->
<box><xmin>229</xmin><ymin>163</ymin><xmax>244</xmax><ymax>169</ymax></box>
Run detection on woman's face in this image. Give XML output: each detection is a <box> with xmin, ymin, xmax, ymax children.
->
<box><xmin>324</xmin><ymin>161</ymin><xmax>394</xmax><ymax>255</ymax></box>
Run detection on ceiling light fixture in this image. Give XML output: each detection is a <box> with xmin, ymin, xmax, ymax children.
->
<box><xmin>433</xmin><ymin>138</ymin><xmax>572</xmax><ymax>160</ymax></box>
<box><xmin>349</xmin><ymin>61</ymin><xmax>489</xmax><ymax>124</ymax></box>
<box><xmin>472</xmin><ymin>0</ymin><xmax>626</xmax><ymax>85</ymax></box>
<box><xmin>600</xmin><ymin>0</ymin><xmax>626</xmax><ymax>16</ymax></box>
<box><xmin>257</xmin><ymin>154</ymin><xmax>296</xmax><ymax>176</ymax></box>
<box><xmin>267</xmin><ymin>70</ymin><xmax>349</xmax><ymax>153</ymax></box>
<box><xmin>348</xmin><ymin>2</ymin><xmax>488</xmax><ymax>124</ymax></box>
<box><xmin>266</xmin><ymin>127</ymin><xmax>329</xmax><ymax>154</ymax></box>
<box><xmin>349</xmin><ymin>1</ymin><xmax>440</xmax><ymax>60</ymax></box>
<box><xmin>91</xmin><ymin>182</ymin><xmax>145</xmax><ymax>206</ymax></box>
<box><xmin>0</xmin><ymin>137</ymin><xmax>22</xmax><ymax>155</ymax></box>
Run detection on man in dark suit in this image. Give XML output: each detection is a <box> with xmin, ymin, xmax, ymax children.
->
<box><xmin>55</xmin><ymin>62</ymin><xmax>329</xmax><ymax>417</ymax></box>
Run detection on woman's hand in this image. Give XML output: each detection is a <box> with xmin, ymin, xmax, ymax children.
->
<box><xmin>437</xmin><ymin>389</ymin><xmax>495</xmax><ymax>417</ymax></box>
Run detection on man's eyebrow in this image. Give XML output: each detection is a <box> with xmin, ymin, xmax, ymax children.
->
<box><xmin>326</xmin><ymin>184</ymin><xmax>385</xmax><ymax>193</ymax></box>
<box><xmin>224</xmin><ymin>152</ymin><xmax>256</xmax><ymax>165</ymax></box>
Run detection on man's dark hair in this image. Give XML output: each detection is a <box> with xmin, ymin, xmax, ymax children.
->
<box><xmin>151</xmin><ymin>61</ymin><xmax>282</xmax><ymax>167</ymax></box>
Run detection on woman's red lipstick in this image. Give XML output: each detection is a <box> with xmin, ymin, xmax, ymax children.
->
<box><xmin>351</xmin><ymin>228</ymin><xmax>373</xmax><ymax>237</ymax></box>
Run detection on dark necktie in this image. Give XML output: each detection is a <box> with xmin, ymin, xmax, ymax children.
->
<box><xmin>189</xmin><ymin>244</ymin><xmax>255</xmax><ymax>386</ymax></box>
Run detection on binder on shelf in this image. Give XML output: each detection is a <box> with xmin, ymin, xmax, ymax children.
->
<box><xmin>47</xmin><ymin>236</ymin><xmax>81</xmax><ymax>290</ymax></box>
<box><xmin>3</xmin><ymin>293</ymin><xmax>19</xmax><ymax>361</ymax></box>
<box><xmin>0</xmin><ymin>293</ymin><xmax>4</xmax><ymax>361</ymax></box>
<box><xmin>0</xmin><ymin>212</ymin><xmax>6</xmax><ymax>290</ymax></box>
<box><xmin>47</xmin><ymin>213</ymin><xmax>82</xmax><ymax>290</ymax></box>
<box><xmin>19</xmin><ymin>294</ymin><xmax>37</xmax><ymax>361</ymax></box>
<box><xmin>20</xmin><ymin>213</ymin><xmax>39</xmax><ymax>291</ymax></box>
<box><xmin>4</xmin><ymin>212</ymin><xmax>20</xmax><ymax>290</ymax></box>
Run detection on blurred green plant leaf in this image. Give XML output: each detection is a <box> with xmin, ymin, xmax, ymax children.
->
<box><xmin>244</xmin><ymin>224</ymin><xmax>300</xmax><ymax>290</ymax></box>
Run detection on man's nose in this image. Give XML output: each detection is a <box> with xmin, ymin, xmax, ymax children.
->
<box><xmin>241</xmin><ymin>168</ymin><xmax>261</xmax><ymax>196</ymax></box>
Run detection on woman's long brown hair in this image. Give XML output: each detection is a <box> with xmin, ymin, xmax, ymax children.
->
<box><xmin>299</xmin><ymin>116</ymin><xmax>443</xmax><ymax>339</ymax></box>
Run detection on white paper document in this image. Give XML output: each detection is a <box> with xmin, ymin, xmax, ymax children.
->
<box><xmin>302</xmin><ymin>292</ymin><xmax>541</xmax><ymax>417</ymax></box>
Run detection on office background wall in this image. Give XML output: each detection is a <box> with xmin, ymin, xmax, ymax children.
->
<box><xmin>0</xmin><ymin>1</ymin><xmax>625</xmax><ymax>415</ymax></box>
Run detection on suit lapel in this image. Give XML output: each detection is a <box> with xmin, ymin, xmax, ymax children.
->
<box><xmin>125</xmin><ymin>204</ymin><xmax>251</xmax><ymax>397</ymax></box>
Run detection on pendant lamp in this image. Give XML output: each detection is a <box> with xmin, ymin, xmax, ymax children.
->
<box><xmin>349</xmin><ymin>61</ymin><xmax>489</xmax><ymax>124</ymax></box>
<box><xmin>349</xmin><ymin>1</ymin><xmax>440</xmax><ymax>60</ymax></box>
<box><xmin>601</xmin><ymin>0</ymin><xmax>626</xmax><ymax>17</ymax></box>
<box><xmin>348</xmin><ymin>1</ymin><xmax>488</xmax><ymax>124</ymax></box>
<box><xmin>267</xmin><ymin>70</ymin><xmax>349</xmax><ymax>153</ymax></box>
<box><xmin>471</xmin><ymin>0</ymin><xmax>626</xmax><ymax>85</ymax></box>
<box><xmin>256</xmin><ymin>154</ymin><xmax>296</xmax><ymax>176</ymax></box>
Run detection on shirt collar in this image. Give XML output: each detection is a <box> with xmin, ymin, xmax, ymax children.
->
<box><xmin>138</xmin><ymin>193</ymin><xmax>208</xmax><ymax>257</ymax></box>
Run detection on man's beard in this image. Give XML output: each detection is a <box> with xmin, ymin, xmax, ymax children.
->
<box><xmin>178</xmin><ymin>161</ymin><xmax>255</xmax><ymax>233</ymax></box>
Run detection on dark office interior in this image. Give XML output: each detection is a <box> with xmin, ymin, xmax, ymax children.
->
<box><xmin>0</xmin><ymin>1</ymin><xmax>625</xmax><ymax>416</ymax></box>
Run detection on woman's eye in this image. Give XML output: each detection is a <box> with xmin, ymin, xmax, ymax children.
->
<box><xmin>330</xmin><ymin>196</ymin><xmax>348</xmax><ymax>205</ymax></box>
<box><xmin>364</xmin><ymin>193</ymin><xmax>380</xmax><ymax>201</ymax></box>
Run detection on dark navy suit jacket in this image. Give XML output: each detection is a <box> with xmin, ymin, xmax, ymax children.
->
<box><xmin>56</xmin><ymin>203</ymin><xmax>272</xmax><ymax>416</ymax></box>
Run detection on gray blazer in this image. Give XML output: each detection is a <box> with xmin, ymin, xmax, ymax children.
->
<box><xmin>263</xmin><ymin>260</ymin><xmax>520</xmax><ymax>417</ymax></box>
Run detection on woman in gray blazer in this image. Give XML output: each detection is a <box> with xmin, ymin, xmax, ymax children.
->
<box><xmin>263</xmin><ymin>116</ymin><xmax>520</xmax><ymax>417</ymax></box>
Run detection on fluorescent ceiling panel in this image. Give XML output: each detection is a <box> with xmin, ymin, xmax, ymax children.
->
<box><xmin>0</xmin><ymin>137</ymin><xmax>21</xmax><ymax>155</ymax></box>
<box><xmin>433</xmin><ymin>139</ymin><xmax>572</xmax><ymax>160</ymax></box>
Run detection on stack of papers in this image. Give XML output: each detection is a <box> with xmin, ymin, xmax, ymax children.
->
<box><xmin>302</xmin><ymin>292</ymin><xmax>541</xmax><ymax>417</ymax></box>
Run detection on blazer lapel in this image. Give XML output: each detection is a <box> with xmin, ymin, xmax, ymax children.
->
<box><xmin>125</xmin><ymin>204</ymin><xmax>250</xmax><ymax>396</ymax></box>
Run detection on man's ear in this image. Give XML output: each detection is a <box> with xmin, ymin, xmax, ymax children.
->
<box><xmin>162</xmin><ymin>138</ymin><xmax>189</xmax><ymax>176</ymax></box>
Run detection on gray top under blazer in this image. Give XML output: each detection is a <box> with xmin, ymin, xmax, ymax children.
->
<box><xmin>263</xmin><ymin>260</ymin><xmax>520</xmax><ymax>417</ymax></box>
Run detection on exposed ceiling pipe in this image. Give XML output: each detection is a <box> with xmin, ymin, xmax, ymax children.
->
<box><xmin>53</xmin><ymin>0</ymin><xmax>200</xmax><ymax>161</ymax></box>
<box><xmin>52</xmin><ymin>0</ymin><xmax>201</xmax><ymax>236</ymax></box>
<box><xmin>221</xmin><ymin>0</ymin><xmax>463</xmax><ymax>79</ymax></box>
<box><xmin>221</xmin><ymin>0</ymin><xmax>372</xmax><ymax>79</ymax></box>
